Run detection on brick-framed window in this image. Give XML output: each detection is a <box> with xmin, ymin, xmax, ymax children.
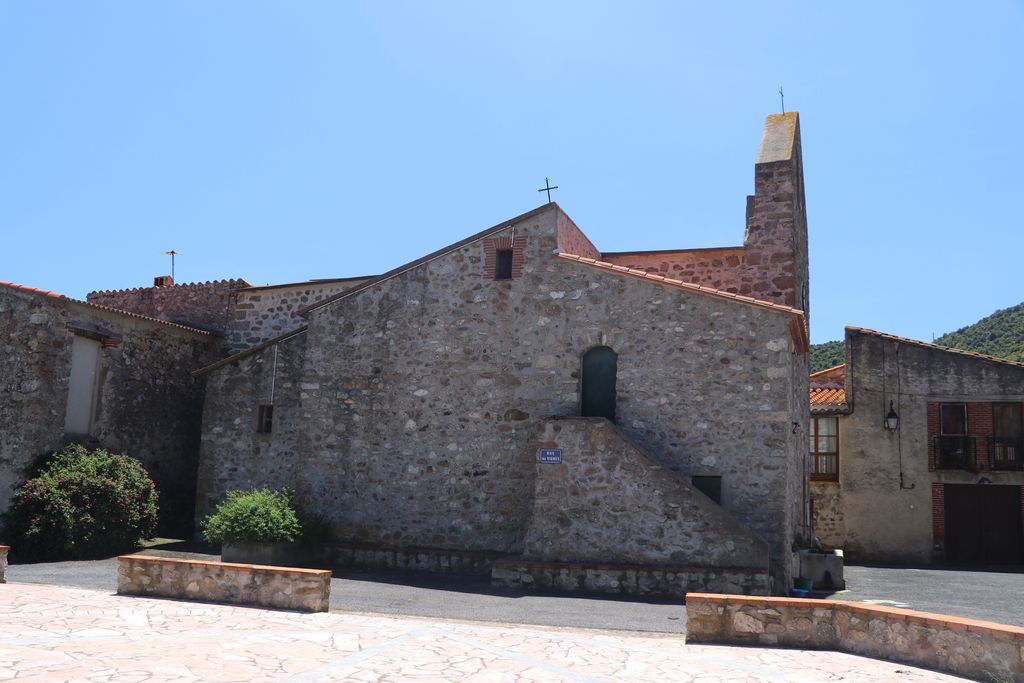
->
<box><xmin>936</xmin><ymin>403</ymin><xmax>973</xmax><ymax>470</ymax></box>
<box><xmin>992</xmin><ymin>402</ymin><xmax>1023</xmax><ymax>471</ymax></box>
<box><xmin>256</xmin><ymin>404</ymin><xmax>274</xmax><ymax>434</ymax></box>
<box><xmin>484</xmin><ymin>236</ymin><xmax>525</xmax><ymax>280</ymax></box>
<box><xmin>810</xmin><ymin>416</ymin><xmax>838</xmax><ymax>481</ymax></box>
<box><xmin>495</xmin><ymin>249</ymin><xmax>513</xmax><ymax>279</ymax></box>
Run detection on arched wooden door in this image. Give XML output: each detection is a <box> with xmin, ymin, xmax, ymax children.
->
<box><xmin>581</xmin><ymin>346</ymin><xmax>617</xmax><ymax>421</ymax></box>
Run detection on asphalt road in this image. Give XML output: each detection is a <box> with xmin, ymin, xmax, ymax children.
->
<box><xmin>838</xmin><ymin>564</ymin><xmax>1024</xmax><ymax>627</ymax></box>
<box><xmin>9</xmin><ymin>550</ymin><xmax>1022</xmax><ymax>631</ymax></box>
<box><xmin>5</xmin><ymin>552</ymin><xmax>687</xmax><ymax>634</ymax></box>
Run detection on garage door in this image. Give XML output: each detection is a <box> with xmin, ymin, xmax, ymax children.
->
<box><xmin>945</xmin><ymin>485</ymin><xmax>1024</xmax><ymax>565</ymax></box>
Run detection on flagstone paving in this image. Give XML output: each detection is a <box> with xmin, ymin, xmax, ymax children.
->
<box><xmin>0</xmin><ymin>583</ymin><xmax>968</xmax><ymax>682</ymax></box>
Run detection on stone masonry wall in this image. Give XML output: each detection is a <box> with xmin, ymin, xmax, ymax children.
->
<box><xmin>229</xmin><ymin>279</ymin><xmax>371</xmax><ymax>352</ymax></box>
<box><xmin>235</xmin><ymin>203</ymin><xmax>805</xmax><ymax>589</ymax></box>
<box><xmin>117</xmin><ymin>555</ymin><xmax>331</xmax><ymax>612</ymax></box>
<box><xmin>555</xmin><ymin>210</ymin><xmax>600</xmax><ymax>260</ymax></box>
<box><xmin>0</xmin><ymin>287</ymin><xmax>221</xmax><ymax>535</ymax></box>
<box><xmin>194</xmin><ymin>331</ymin><xmax>306</xmax><ymax>525</ymax></box>
<box><xmin>602</xmin><ymin>247</ymin><xmax>746</xmax><ymax>288</ymax></box>
<box><xmin>810</xmin><ymin>480</ymin><xmax>846</xmax><ymax>549</ymax></box>
<box><xmin>524</xmin><ymin>417</ymin><xmax>769</xmax><ymax>569</ymax></box>
<box><xmin>492</xmin><ymin>559</ymin><xmax>770</xmax><ymax>598</ymax></box>
<box><xmin>88</xmin><ymin>279</ymin><xmax>249</xmax><ymax>335</ymax></box>
<box><xmin>686</xmin><ymin>593</ymin><xmax>1024</xmax><ymax>682</ymax></box>
<box><xmin>837</xmin><ymin>328</ymin><xmax>1024</xmax><ymax>563</ymax></box>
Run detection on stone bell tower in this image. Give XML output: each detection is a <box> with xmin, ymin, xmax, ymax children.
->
<box><xmin>743</xmin><ymin>112</ymin><xmax>810</xmax><ymax>322</ymax></box>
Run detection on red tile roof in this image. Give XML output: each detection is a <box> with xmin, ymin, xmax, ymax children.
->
<box><xmin>0</xmin><ymin>281</ymin><xmax>212</xmax><ymax>335</ymax></box>
<box><xmin>810</xmin><ymin>387</ymin><xmax>848</xmax><ymax>413</ymax></box>
<box><xmin>0</xmin><ymin>281</ymin><xmax>64</xmax><ymax>299</ymax></box>
<box><xmin>809</xmin><ymin>363</ymin><xmax>847</xmax><ymax>413</ymax></box>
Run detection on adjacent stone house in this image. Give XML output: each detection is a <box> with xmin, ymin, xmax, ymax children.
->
<box><xmin>0</xmin><ymin>281</ymin><xmax>221</xmax><ymax>534</ymax></box>
<box><xmin>810</xmin><ymin>327</ymin><xmax>1024</xmax><ymax>565</ymax></box>
<box><xmin>192</xmin><ymin>112</ymin><xmax>812</xmax><ymax>596</ymax></box>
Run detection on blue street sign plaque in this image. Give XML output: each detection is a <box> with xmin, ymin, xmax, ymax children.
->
<box><xmin>538</xmin><ymin>448</ymin><xmax>562</xmax><ymax>464</ymax></box>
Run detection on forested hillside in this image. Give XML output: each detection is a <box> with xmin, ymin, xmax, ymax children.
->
<box><xmin>810</xmin><ymin>340</ymin><xmax>844</xmax><ymax>373</ymax></box>
<box><xmin>934</xmin><ymin>302</ymin><xmax>1024</xmax><ymax>363</ymax></box>
<box><xmin>809</xmin><ymin>301</ymin><xmax>1024</xmax><ymax>372</ymax></box>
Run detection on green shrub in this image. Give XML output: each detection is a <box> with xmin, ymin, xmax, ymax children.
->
<box><xmin>202</xmin><ymin>488</ymin><xmax>302</xmax><ymax>545</ymax></box>
<box><xmin>5</xmin><ymin>443</ymin><xmax>158</xmax><ymax>560</ymax></box>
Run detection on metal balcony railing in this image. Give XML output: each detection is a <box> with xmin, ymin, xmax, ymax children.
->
<box><xmin>990</xmin><ymin>438</ymin><xmax>1024</xmax><ymax>471</ymax></box>
<box><xmin>934</xmin><ymin>435</ymin><xmax>977</xmax><ymax>471</ymax></box>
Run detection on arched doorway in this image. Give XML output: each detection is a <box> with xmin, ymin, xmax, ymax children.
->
<box><xmin>581</xmin><ymin>346</ymin><xmax>617</xmax><ymax>421</ymax></box>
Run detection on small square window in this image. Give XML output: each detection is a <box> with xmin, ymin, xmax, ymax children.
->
<box><xmin>495</xmin><ymin>249</ymin><xmax>513</xmax><ymax>280</ymax></box>
<box><xmin>256</xmin><ymin>404</ymin><xmax>273</xmax><ymax>434</ymax></box>
<box><xmin>691</xmin><ymin>475</ymin><xmax>722</xmax><ymax>505</ymax></box>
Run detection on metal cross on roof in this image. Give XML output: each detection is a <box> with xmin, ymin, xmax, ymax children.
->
<box><xmin>779</xmin><ymin>86</ymin><xmax>785</xmax><ymax>113</ymax></box>
<box><xmin>537</xmin><ymin>177</ymin><xmax>559</xmax><ymax>203</ymax></box>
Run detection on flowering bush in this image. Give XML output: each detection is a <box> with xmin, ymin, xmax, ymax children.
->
<box><xmin>5</xmin><ymin>444</ymin><xmax>158</xmax><ymax>559</ymax></box>
<box><xmin>202</xmin><ymin>488</ymin><xmax>302</xmax><ymax>545</ymax></box>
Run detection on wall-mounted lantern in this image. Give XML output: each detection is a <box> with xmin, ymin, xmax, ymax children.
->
<box><xmin>884</xmin><ymin>400</ymin><xmax>900</xmax><ymax>432</ymax></box>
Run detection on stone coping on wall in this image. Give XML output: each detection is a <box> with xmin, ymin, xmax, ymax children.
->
<box><xmin>686</xmin><ymin>593</ymin><xmax>1024</xmax><ymax>681</ymax></box>
<box><xmin>120</xmin><ymin>554</ymin><xmax>330</xmax><ymax>575</ymax></box>
<box><xmin>117</xmin><ymin>555</ymin><xmax>331</xmax><ymax>612</ymax></box>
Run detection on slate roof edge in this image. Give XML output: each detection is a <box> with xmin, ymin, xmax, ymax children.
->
<box><xmin>847</xmin><ymin>327</ymin><xmax>1024</xmax><ymax>369</ymax></box>
<box><xmin>192</xmin><ymin>326</ymin><xmax>308</xmax><ymax>377</ymax></box>
<box><xmin>298</xmin><ymin>202</ymin><xmax>559</xmax><ymax>317</ymax></box>
<box><xmin>87</xmin><ymin>278</ymin><xmax>252</xmax><ymax>296</ymax></box>
<box><xmin>238</xmin><ymin>276</ymin><xmax>380</xmax><ymax>293</ymax></box>
<box><xmin>0</xmin><ymin>281</ymin><xmax>214</xmax><ymax>336</ymax></box>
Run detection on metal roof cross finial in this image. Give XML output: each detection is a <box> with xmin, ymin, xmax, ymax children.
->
<box><xmin>537</xmin><ymin>177</ymin><xmax>559</xmax><ymax>203</ymax></box>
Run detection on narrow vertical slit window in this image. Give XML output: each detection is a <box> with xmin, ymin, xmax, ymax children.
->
<box><xmin>256</xmin><ymin>404</ymin><xmax>274</xmax><ymax>434</ymax></box>
<box><xmin>495</xmin><ymin>249</ymin><xmax>513</xmax><ymax>280</ymax></box>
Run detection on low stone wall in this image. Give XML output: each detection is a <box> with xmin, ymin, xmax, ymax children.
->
<box><xmin>0</xmin><ymin>545</ymin><xmax>8</xmax><ymax>583</ymax></box>
<box><xmin>117</xmin><ymin>555</ymin><xmax>331</xmax><ymax>612</ymax></box>
<box><xmin>327</xmin><ymin>542</ymin><xmax>501</xmax><ymax>576</ymax></box>
<box><xmin>492</xmin><ymin>559</ymin><xmax>770</xmax><ymax>598</ymax></box>
<box><xmin>686</xmin><ymin>593</ymin><xmax>1024</xmax><ymax>682</ymax></box>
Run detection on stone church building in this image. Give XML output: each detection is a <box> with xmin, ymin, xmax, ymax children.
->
<box><xmin>1</xmin><ymin>113</ymin><xmax>811</xmax><ymax>596</ymax></box>
<box><xmin>188</xmin><ymin>112</ymin><xmax>811</xmax><ymax>595</ymax></box>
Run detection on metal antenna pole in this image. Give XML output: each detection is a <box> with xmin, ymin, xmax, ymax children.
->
<box><xmin>165</xmin><ymin>250</ymin><xmax>178</xmax><ymax>280</ymax></box>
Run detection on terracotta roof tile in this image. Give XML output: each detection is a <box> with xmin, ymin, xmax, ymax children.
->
<box><xmin>0</xmin><ymin>281</ymin><xmax>212</xmax><ymax>335</ymax></box>
<box><xmin>0</xmin><ymin>281</ymin><xmax>64</xmax><ymax>299</ymax></box>
<box><xmin>809</xmin><ymin>386</ymin><xmax>849</xmax><ymax>414</ymax></box>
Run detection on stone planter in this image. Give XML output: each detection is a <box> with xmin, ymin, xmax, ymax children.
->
<box><xmin>221</xmin><ymin>541</ymin><xmax>298</xmax><ymax>567</ymax></box>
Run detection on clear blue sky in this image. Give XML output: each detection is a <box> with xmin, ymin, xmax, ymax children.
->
<box><xmin>2</xmin><ymin>2</ymin><xmax>1022</xmax><ymax>344</ymax></box>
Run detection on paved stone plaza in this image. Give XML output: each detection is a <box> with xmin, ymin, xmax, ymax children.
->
<box><xmin>0</xmin><ymin>583</ymin><xmax>969</xmax><ymax>682</ymax></box>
